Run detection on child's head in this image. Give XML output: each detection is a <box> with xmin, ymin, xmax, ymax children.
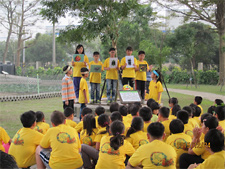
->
<box><xmin>75</xmin><ymin>44</ymin><xmax>84</xmax><ymax>54</ymax></box>
<box><xmin>169</xmin><ymin>119</ymin><xmax>184</xmax><ymax>134</ymax></box>
<box><xmin>81</xmin><ymin>107</ymin><xmax>93</xmax><ymax>119</ymax></box>
<box><xmin>126</xmin><ymin>117</ymin><xmax>144</xmax><ymax>137</ymax></box>
<box><xmin>202</xmin><ymin>116</ymin><xmax>218</xmax><ymax>134</ymax></box>
<box><xmin>147</xmin><ymin>122</ymin><xmax>164</xmax><ymax>140</ymax></box>
<box><xmin>158</xmin><ymin>107</ymin><xmax>170</xmax><ymax>121</ymax></box>
<box><xmin>147</xmin><ymin>98</ymin><xmax>155</xmax><ymax>108</ymax></box>
<box><xmin>190</xmin><ymin>103</ymin><xmax>201</xmax><ymax>117</ymax></box>
<box><xmin>110</xmin><ymin>111</ymin><xmax>122</xmax><ymax>122</ymax></box>
<box><xmin>81</xmin><ymin>67</ymin><xmax>89</xmax><ymax>77</ymax></box>
<box><xmin>83</xmin><ymin>114</ymin><xmax>96</xmax><ymax>136</ymax></box>
<box><xmin>20</xmin><ymin>111</ymin><xmax>36</xmax><ymax>128</ymax></box>
<box><xmin>129</xmin><ymin>103</ymin><xmax>140</xmax><ymax>117</ymax></box>
<box><xmin>204</xmin><ymin>129</ymin><xmax>224</xmax><ymax>153</ymax></box>
<box><xmin>215</xmin><ymin>99</ymin><xmax>224</xmax><ymax>106</ymax></box>
<box><xmin>98</xmin><ymin>114</ymin><xmax>110</xmax><ymax>128</ymax></box>
<box><xmin>168</xmin><ymin>97</ymin><xmax>178</xmax><ymax>108</ymax></box>
<box><xmin>95</xmin><ymin>106</ymin><xmax>105</xmax><ymax>116</ymax></box>
<box><xmin>182</xmin><ymin>106</ymin><xmax>193</xmax><ymax>117</ymax></box>
<box><xmin>151</xmin><ymin>70</ymin><xmax>162</xmax><ymax>83</ymax></box>
<box><xmin>109</xmin><ymin>48</ymin><xmax>116</xmax><ymax>57</ymax></box>
<box><xmin>126</xmin><ymin>46</ymin><xmax>133</xmax><ymax>56</ymax></box>
<box><xmin>51</xmin><ymin>111</ymin><xmax>65</xmax><ymax>126</ymax></box>
<box><xmin>200</xmin><ymin>113</ymin><xmax>213</xmax><ymax>124</ymax></box>
<box><xmin>0</xmin><ymin>151</ymin><xmax>18</xmax><ymax>169</ymax></box>
<box><xmin>207</xmin><ymin>106</ymin><xmax>216</xmax><ymax>115</ymax></box>
<box><xmin>139</xmin><ymin>107</ymin><xmax>152</xmax><ymax>122</ymax></box>
<box><xmin>194</xmin><ymin>96</ymin><xmax>203</xmax><ymax>105</ymax></box>
<box><xmin>36</xmin><ymin>111</ymin><xmax>45</xmax><ymax>122</ymax></box>
<box><xmin>119</xmin><ymin>105</ymin><xmax>128</xmax><ymax>116</ymax></box>
<box><xmin>177</xmin><ymin>110</ymin><xmax>189</xmax><ymax>124</ymax></box>
<box><xmin>150</xmin><ymin>102</ymin><xmax>160</xmax><ymax>115</ymax></box>
<box><xmin>110</xmin><ymin>120</ymin><xmax>125</xmax><ymax>150</ymax></box>
<box><xmin>64</xmin><ymin>107</ymin><xmax>74</xmax><ymax>119</ymax></box>
<box><xmin>93</xmin><ymin>51</ymin><xmax>100</xmax><ymax>61</ymax></box>
<box><xmin>215</xmin><ymin>106</ymin><xmax>225</xmax><ymax>121</ymax></box>
<box><xmin>138</xmin><ymin>51</ymin><xmax>145</xmax><ymax>61</ymax></box>
<box><xmin>63</xmin><ymin>65</ymin><xmax>72</xmax><ymax>76</ymax></box>
<box><xmin>133</xmin><ymin>102</ymin><xmax>142</xmax><ymax>109</ymax></box>
<box><xmin>171</xmin><ymin>104</ymin><xmax>181</xmax><ymax>116</ymax></box>
<box><xmin>109</xmin><ymin>102</ymin><xmax>119</xmax><ymax>113</ymax></box>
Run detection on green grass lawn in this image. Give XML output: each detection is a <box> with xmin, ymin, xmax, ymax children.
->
<box><xmin>166</xmin><ymin>84</ymin><xmax>225</xmax><ymax>95</ymax></box>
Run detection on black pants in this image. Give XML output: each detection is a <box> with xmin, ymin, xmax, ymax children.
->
<box><xmin>63</xmin><ymin>100</ymin><xmax>74</xmax><ymax>110</ymax></box>
<box><xmin>122</xmin><ymin>78</ymin><xmax>134</xmax><ymax>88</ymax></box>
<box><xmin>136</xmin><ymin>80</ymin><xmax>146</xmax><ymax>100</ymax></box>
<box><xmin>179</xmin><ymin>153</ymin><xmax>204</xmax><ymax>169</ymax></box>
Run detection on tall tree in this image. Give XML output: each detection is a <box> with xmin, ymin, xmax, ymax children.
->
<box><xmin>152</xmin><ymin>0</ymin><xmax>225</xmax><ymax>84</ymax></box>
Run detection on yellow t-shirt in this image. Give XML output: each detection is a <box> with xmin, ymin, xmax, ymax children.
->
<box><xmin>126</xmin><ymin>114</ymin><xmax>133</xmax><ymax>125</ymax></box>
<box><xmin>161</xmin><ymin>119</ymin><xmax>171</xmax><ymax>141</ymax></box>
<box><xmin>9</xmin><ymin>128</ymin><xmax>43</xmax><ymax>168</ymax></box>
<box><xmin>34</xmin><ymin>122</ymin><xmax>50</xmax><ymax>135</ymax></box>
<box><xmin>0</xmin><ymin>127</ymin><xmax>10</xmax><ymax>152</ymax></box>
<box><xmin>151</xmin><ymin>114</ymin><xmax>158</xmax><ymax>122</ymax></box>
<box><xmin>94</xmin><ymin>127</ymin><xmax>109</xmax><ymax>143</ymax></box>
<box><xmin>129</xmin><ymin>140</ymin><xmax>177</xmax><ymax>169</ymax></box>
<box><xmin>103</xmin><ymin>57</ymin><xmax>120</xmax><ymax>80</ymax></box>
<box><xmin>189</xmin><ymin>118</ymin><xmax>200</xmax><ymax>128</ymax></box>
<box><xmin>166</xmin><ymin>133</ymin><xmax>192</xmax><ymax>168</ymax></box>
<box><xmin>149</xmin><ymin>81</ymin><xmax>164</xmax><ymax>104</ymax></box>
<box><xmin>168</xmin><ymin>115</ymin><xmax>176</xmax><ymax>122</ymax></box>
<box><xmin>121</xmin><ymin>57</ymin><xmax>138</xmax><ymax>78</ymax></box>
<box><xmin>193</xmin><ymin>116</ymin><xmax>201</xmax><ymax>126</ymax></box>
<box><xmin>65</xmin><ymin>119</ymin><xmax>77</xmax><ymax>128</ymax></box>
<box><xmin>192</xmin><ymin>137</ymin><xmax>211</xmax><ymax>160</ymax></box>
<box><xmin>219</xmin><ymin>120</ymin><xmax>225</xmax><ymax>130</ymax></box>
<box><xmin>143</xmin><ymin>121</ymin><xmax>151</xmax><ymax>133</ymax></box>
<box><xmin>72</xmin><ymin>54</ymin><xmax>89</xmax><ymax>77</ymax></box>
<box><xmin>136</xmin><ymin>60</ymin><xmax>149</xmax><ymax>81</ymax></box>
<box><xmin>198</xmin><ymin>105</ymin><xmax>203</xmax><ymax>115</ymax></box>
<box><xmin>80</xmin><ymin>128</ymin><xmax>98</xmax><ymax>147</ymax></box>
<box><xmin>75</xmin><ymin>121</ymin><xmax>83</xmax><ymax>133</ymax></box>
<box><xmin>123</xmin><ymin>115</ymin><xmax>130</xmax><ymax>124</ymax></box>
<box><xmin>79</xmin><ymin>77</ymin><xmax>90</xmax><ymax>103</ymax></box>
<box><xmin>184</xmin><ymin>123</ymin><xmax>193</xmax><ymax>138</ymax></box>
<box><xmin>126</xmin><ymin>131</ymin><xmax>149</xmax><ymax>150</ymax></box>
<box><xmin>89</xmin><ymin>61</ymin><xmax>103</xmax><ymax>83</ymax></box>
<box><xmin>40</xmin><ymin>124</ymin><xmax>82</xmax><ymax>169</ymax></box>
<box><xmin>196</xmin><ymin>150</ymin><xmax>225</xmax><ymax>169</ymax></box>
<box><xmin>96</xmin><ymin>135</ymin><xmax>135</xmax><ymax>169</ymax></box>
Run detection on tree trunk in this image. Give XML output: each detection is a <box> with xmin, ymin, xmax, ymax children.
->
<box><xmin>112</xmin><ymin>39</ymin><xmax>117</xmax><ymax>57</ymax></box>
<box><xmin>218</xmin><ymin>31</ymin><xmax>225</xmax><ymax>85</ymax></box>
<box><xmin>190</xmin><ymin>59</ymin><xmax>197</xmax><ymax>88</ymax></box>
<box><xmin>3</xmin><ymin>26</ymin><xmax>12</xmax><ymax>63</ymax></box>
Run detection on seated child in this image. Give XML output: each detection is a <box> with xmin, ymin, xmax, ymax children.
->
<box><xmin>190</xmin><ymin>103</ymin><xmax>202</xmax><ymax>126</ymax></box>
<box><xmin>139</xmin><ymin>107</ymin><xmax>152</xmax><ymax>133</ymax></box>
<box><xmin>149</xmin><ymin>101</ymin><xmax>160</xmax><ymax>122</ymax></box>
<box><xmin>34</xmin><ymin>111</ymin><xmax>50</xmax><ymax>135</ymax></box>
<box><xmin>36</xmin><ymin>111</ymin><xmax>82</xmax><ymax>169</ymax></box>
<box><xmin>95</xmin><ymin>120</ymin><xmax>135</xmax><ymax>169</ymax></box>
<box><xmin>194</xmin><ymin>96</ymin><xmax>203</xmax><ymax>115</ymax></box>
<box><xmin>207</xmin><ymin>105</ymin><xmax>216</xmax><ymax>115</ymax></box>
<box><xmin>95</xmin><ymin>106</ymin><xmax>105</xmax><ymax>129</ymax></box>
<box><xmin>158</xmin><ymin>106</ymin><xmax>171</xmax><ymax>141</ymax></box>
<box><xmin>215</xmin><ymin>99</ymin><xmax>224</xmax><ymax>106</ymax></box>
<box><xmin>127</xmin><ymin>103</ymin><xmax>140</xmax><ymax>124</ymax></box>
<box><xmin>119</xmin><ymin>105</ymin><xmax>129</xmax><ymax>124</ymax></box>
<box><xmin>126</xmin><ymin>117</ymin><xmax>149</xmax><ymax>150</ymax></box>
<box><xmin>184</xmin><ymin>105</ymin><xmax>200</xmax><ymax>128</ymax></box>
<box><xmin>0</xmin><ymin>151</ymin><xmax>18</xmax><ymax>168</ymax></box>
<box><xmin>127</xmin><ymin>122</ymin><xmax>177</xmax><ymax>169</ymax></box>
<box><xmin>9</xmin><ymin>111</ymin><xmax>43</xmax><ymax>168</ymax></box>
<box><xmin>109</xmin><ymin>102</ymin><xmax>119</xmax><ymax>113</ymax></box>
<box><xmin>168</xmin><ymin>104</ymin><xmax>181</xmax><ymax>121</ymax></box>
<box><xmin>168</xmin><ymin>97</ymin><xmax>178</xmax><ymax>115</ymax></box>
<box><xmin>64</xmin><ymin>107</ymin><xmax>77</xmax><ymax>128</ymax></box>
<box><xmin>0</xmin><ymin>127</ymin><xmax>11</xmax><ymax>152</ymax></box>
<box><xmin>215</xmin><ymin>105</ymin><xmax>225</xmax><ymax>130</ymax></box>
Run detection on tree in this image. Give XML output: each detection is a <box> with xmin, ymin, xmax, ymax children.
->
<box><xmin>152</xmin><ymin>0</ymin><xmax>225</xmax><ymax>84</ymax></box>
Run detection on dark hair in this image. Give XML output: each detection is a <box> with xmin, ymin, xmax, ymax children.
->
<box><xmin>147</xmin><ymin>99</ymin><xmax>155</xmax><ymax>108</ymax></box>
<box><xmin>109</xmin><ymin>102</ymin><xmax>119</xmax><ymax>113</ymax></box>
<box><xmin>98</xmin><ymin>114</ymin><xmax>110</xmax><ymax>134</ymax></box>
<box><xmin>149</xmin><ymin>102</ymin><xmax>160</xmax><ymax>111</ymax></box>
<box><xmin>215</xmin><ymin>106</ymin><xmax>225</xmax><ymax>121</ymax></box>
<box><xmin>169</xmin><ymin>97</ymin><xmax>178</xmax><ymax>105</ymax></box>
<box><xmin>182</xmin><ymin>106</ymin><xmax>193</xmax><ymax>117</ymax></box>
<box><xmin>93</xmin><ymin>51</ymin><xmax>100</xmax><ymax>56</ymax></box>
<box><xmin>36</xmin><ymin>111</ymin><xmax>44</xmax><ymax>122</ymax></box>
<box><xmin>172</xmin><ymin>104</ymin><xmax>181</xmax><ymax>116</ymax></box>
<box><xmin>119</xmin><ymin>105</ymin><xmax>128</xmax><ymax>116</ymax></box>
<box><xmin>170</xmin><ymin>119</ymin><xmax>184</xmax><ymax>134</ymax></box>
<box><xmin>147</xmin><ymin>122</ymin><xmax>164</xmax><ymax>139</ymax></box>
<box><xmin>75</xmin><ymin>44</ymin><xmax>85</xmax><ymax>54</ymax></box>
<box><xmin>177</xmin><ymin>110</ymin><xmax>189</xmax><ymax>124</ymax></box>
<box><xmin>194</xmin><ymin>96</ymin><xmax>203</xmax><ymax>105</ymax></box>
<box><xmin>110</xmin><ymin>111</ymin><xmax>122</xmax><ymax>122</ymax></box>
<box><xmin>0</xmin><ymin>151</ymin><xmax>18</xmax><ymax>169</ymax></box>
<box><xmin>81</xmin><ymin>107</ymin><xmax>93</xmax><ymax>117</ymax></box>
<box><xmin>203</xmin><ymin>116</ymin><xmax>218</xmax><ymax>130</ymax></box>
<box><xmin>159</xmin><ymin>107</ymin><xmax>170</xmax><ymax>118</ymax></box>
<box><xmin>126</xmin><ymin>46</ymin><xmax>133</xmax><ymax>51</ymax></box>
<box><xmin>153</xmin><ymin>70</ymin><xmax>162</xmax><ymax>83</ymax></box>
<box><xmin>215</xmin><ymin>99</ymin><xmax>224</xmax><ymax>106</ymax></box>
<box><xmin>134</xmin><ymin>102</ymin><xmax>142</xmax><ymax>109</ymax></box>
<box><xmin>20</xmin><ymin>111</ymin><xmax>36</xmax><ymax>128</ymax></box>
<box><xmin>129</xmin><ymin>104</ymin><xmax>139</xmax><ymax>116</ymax></box>
<box><xmin>81</xmin><ymin>67</ymin><xmax>89</xmax><ymax>73</ymax></box>
<box><xmin>189</xmin><ymin>103</ymin><xmax>197</xmax><ymax>117</ymax></box>
<box><xmin>200</xmin><ymin>113</ymin><xmax>212</xmax><ymax>123</ymax></box>
<box><xmin>139</xmin><ymin>107</ymin><xmax>152</xmax><ymax>122</ymax></box>
<box><xmin>64</xmin><ymin>107</ymin><xmax>74</xmax><ymax>117</ymax></box>
<box><xmin>110</xmin><ymin>120</ymin><xmax>125</xmax><ymax>150</ymax></box>
<box><xmin>194</xmin><ymin>106</ymin><xmax>201</xmax><ymax>117</ymax></box>
<box><xmin>51</xmin><ymin>111</ymin><xmax>65</xmax><ymax>126</ymax></box>
<box><xmin>109</xmin><ymin>48</ymin><xmax>116</xmax><ymax>52</ymax></box>
<box><xmin>95</xmin><ymin>106</ymin><xmax>105</xmax><ymax>116</ymax></box>
<box><xmin>204</xmin><ymin>129</ymin><xmax>224</xmax><ymax>152</ymax></box>
<box><xmin>126</xmin><ymin>117</ymin><xmax>144</xmax><ymax>137</ymax></box>
<box><xmin>83</xmin><ymin>114</ymin><xmax>96</xmax><ymax>136</ymax></box>
<box><xmin>207</xmin><ymin>106</ymin><xmax>216</xmax><ymax>115</ymax></box>
<box><xmin>63</xmin><ymin>65</ymin><xmax>71</xmax><ymax>74</ymax></box>
<box><xmin>138</xmin><ymin>51</ymin><xmax>145</xmax><ymax>55</ymax></box>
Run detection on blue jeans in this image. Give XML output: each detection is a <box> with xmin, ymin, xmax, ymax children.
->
<box><xmin>90</xmin><ymin>83</ymin><xmax>100</xmax><ymax>101</ymax></box>
<box><xmin>106</xmin><ymin>79</ymin><xmax>117</xmax><ymax>101</ymax></box>
<box><xmin>80</xmin><ymin>103</ymin><xmax>86</xmax><ymax>120</ymax></box>
<box><xmin>73</xmin><ymin>77</ymin><xmax>82</xmax><ymax>98</ymax></box>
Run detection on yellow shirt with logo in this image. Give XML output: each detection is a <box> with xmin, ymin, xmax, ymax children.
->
<box><xmin>72</xmin><ymin>55</ymin><xmax>89</xmax><ymax>77</ymax></box>
<box><xmin>0</xmin><ymin>127</ymin><xmax>10</xmax><ymax>152</ymax></box>
<box><xmin>9</xmin><ymin>128</ymin><xmax>43</xmax><ymax>168</ymax></box>
<box><xmin>192</xmin><ymin>137</ymin><xmax>211</xmax><ymax>160</ymax></box>
<box><xmin>34</xmin><ymin>122</ymin><xmax>50</xmax><ymax>135</ymax></box>
<box><xmin>75</xmin><ymin>121</ymin><xmax>83</xmax><ymax>133</ymax></box>
<box><xmin>129</xmin><ymin>140</ymin><xmax>177</xmax><ymax>169</ymax></box>
<box><xmin>65</xmin><ymin>119</ymin><xmax>77</xmax><ymax>128</ymax></box>
<box><xmin>79</xmin><ymin>77</ymin><xmax>90</xmax><ymax>103</ymax></box>
<box><xmin>40</xmin><ymin>124</ymin><xmax>82</xmax><ymax>169</ymax></box>
<box><xmin>126</xmin><ymin>131</ymin><xmax>149</xmax><ymax>150</ymax></box>
<box><xmin>136</xmin><ymin>60</ymin><xmax>149</xmax><ymax>81</ymax></box>
<box><xmin>103</xmin><ymin>57</ymin><xmax>120</xmax><ymax>80</ymax></box>
<box><xmin>149</xmin><ymin>81</ymin><xmax>164</xmax><ymax>104</ymax></box>
<box><xmin>143</xmin><ymin>121</ymin><xmax>151</xmax><ymax>133</ymax></box>
<box><xmin>184</xmin><ymin>123</ymin><xmax>193</xmax><ymax>138</ymax></box>
<box><xmin>96</xmin><ymin>135</ymin><xmax>135</xmax><ymax>169</ymax></box>
<box><xmin>89</xmin><ymin>61</ymin><xmax>103</xmax><ymax>83</ymax></box>
<box><xmin>121</xmin><ymin>57</ymin><xmax>138</xmax><ymax>78</ymax></box>
<box><xmin>161</xmin><ymin>119</ymin><xmax>171</xmax><ymax>141</ymax></box>
<box><xmin>80</xmin><ymin>128</ymin><xmax>98</xmax><ymax>147</ymax></box>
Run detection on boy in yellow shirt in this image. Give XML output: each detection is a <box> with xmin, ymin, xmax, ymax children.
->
<box><xmin>139</xmin><ymin>106</ymin><xmax>152</xmax><ymax>133</ymax></box>
<box><xmin>64</xmin><ymin>107</ymin><xmax>77</xmax><ymax>128</ymax></box>
<box><xmin>194</xmin><ymin>96</ymin><xmax>203</xmax><ymax>115</ymax></box>
<box><xmin>121</xmin><ymin>46</ymin><xmax>137</xmax><ymax>88</ymax></box>
<box><xmin>9</xmin><ymin>111</ymin><xmax>43</xmax><ymax>168</ymax></box>
<box><xmin>34</xmin><ymin>111</ymin><xmax>50</xmax><ymax>135</ymax></box>
<box><xmin>36</xmin><ymin>111</ymin><xmax>83</xmax><ymax>169</ymax></box>
<box><xmin>95</xmin><ymin>106</ymin><xmax>105</xmax><ymax>129</ymax></box>
<box><xmin>0</xmin><ymin>127</ymin><xmax>11</xmax><ymax>152</ymax></box>
<box><xmin>158</xmin><ymin>107</ymin><xmax>171</xmax><ymax>141</ymax></box>
<box><xmin>215</xmin><ymin>105</ymin><xmax>225</xmax><ymax>130</ymax></box>
<box><xmin>89</xmin><ymin>51</ymin><xmax>103</xmax><ymax>103</ymax></box>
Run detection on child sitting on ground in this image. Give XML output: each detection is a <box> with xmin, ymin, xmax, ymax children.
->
<box><xmin>109</xmin><ymin>102</ymin><xmax>120</xmax><ymax>113</ymax></box>
<box><xmin>194</xmin><ymin>96</ymin><xmax>203</xmax><ymax>115</ymax></box>
<box><xmin>168</xmin><ymin>97</ymin><xmax>178</xmax><ymax>115</ymax></box>
<box><xmin>215</xmin><ymin>105</ymin><xmax>225</xmax><ymax>130</ymax></box>
<box><xmin>126</xmin><ymin>103</ymin><xmax>140</xmax><ymax>124</ymax></box>
<box><xmin>9</xmin><ymin>111</ymin><xmax>43</xmax><ymax>168</ymax></box>
<box><xmin>139</xmin><ymin>107</ymin><xmax>152</xmax><ymax>133</ymax></box>
<box><xmin>158</xmin><ymin>106</ymin><xmax>171</xmax><ymax>141</ymax></box>
<box><xmin>190</xmin><ymin>103</ymin><xmax>202</xmax><ymax>126</ymax></box>
<box><xmin>185</xmin><ymin>105</ymin><xmax>200</xmax><ymax>128</ymax></box>
<box><xmin>34</xmin><ymin>111</ymin><xmax>50</xmax><ymax>135</ymax></box>
<box><xmin>148</xmin><ymin>101</ymin><xmax>160</xmax><ymax>122</ymax></box>
<box><xmin>64</xmin><ymin>107</ymin><xmax>77</xmax><ymax>128</ymax></box>
<box><xmin>95</xmin><ymin>106</ymin><xmax>105</xmax><ymax>129</ymax></box>
<box><xmin>168</xmin><ymin>104</ymin><xmax>181</xmax><ymax>121</ymax></box>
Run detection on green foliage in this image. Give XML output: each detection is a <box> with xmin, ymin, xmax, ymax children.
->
<box><xmin>16</xmin><ymin>66</ymin><xmax>22</xmax><ymax>76</ymax></box>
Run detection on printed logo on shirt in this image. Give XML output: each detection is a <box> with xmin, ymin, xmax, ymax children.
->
<box><xmin>139</xmin><ymin>139</ymin><xmax>148</xmax><ymax>146</ymax></box>
<box><xmin>82</xmin><ymin>136</ymin><xmax>93</xmax><ymax>146</ymax></box>
<box><xmin>150</xmin><ymin>152</ymin><xmax>174</xmax><ymax>167</ymax></box>
<box><xmin>173</xmin><ymin>138</ymin><xmax>190</xmax><ymax>150</ymax></box>
<box><xmin>57</xmin><ymin>132</ymin><xmax>76</xmax><ymax>144</ymax></box>
<box><xmin>34</xmin><ymin>126</ymin><xmax>43</xmax><ymax>134</ymax></box>
<box><xmin>12</xmin><ymin>134</ymin><xmax>24</xmax><ymax>145</ymax></box>
<box><xmin>100</xmin><ymin>142</ymin><xmax>120</xmax><ymax>155</ymax></box>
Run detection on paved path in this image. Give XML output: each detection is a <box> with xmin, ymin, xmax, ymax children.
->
<box><xmin>167</xmin><ymin>88</ymin><xmax>225</xmax><ymax>102</ymax></box>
